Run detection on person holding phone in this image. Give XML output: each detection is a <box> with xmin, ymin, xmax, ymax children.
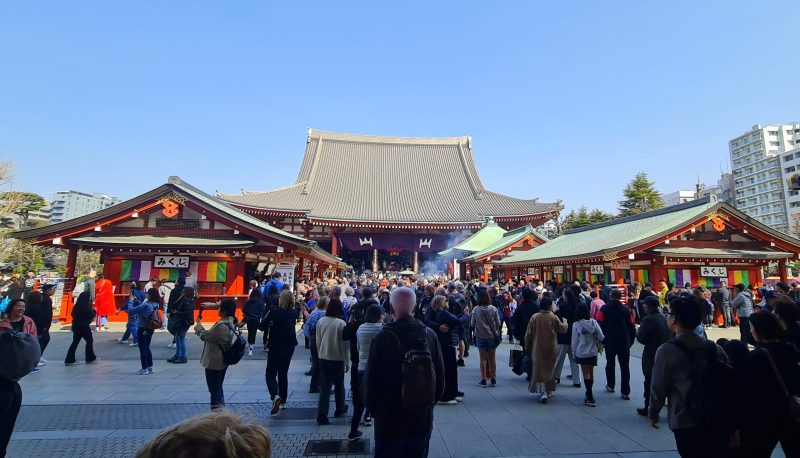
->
<box><xmin>195</xmin><ymin>299</ymin><xmax>237</xmax><ymax>409</ymax></box>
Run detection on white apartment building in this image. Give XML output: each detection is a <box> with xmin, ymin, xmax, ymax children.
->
<box><xmin>49</xmin><ymin>191</ymin><xmax>119</xmax><ymax>223</ymax></box>
<box><xmin>779</xmin><ymin>144</ymin><xmax>800</xmax><ymax>236</ymax></box>
<box><xmin>730</xmin><ymin>123</ymin><xmax>800</xmax><ymax>233</ymax></box>
<box><xmin>662</xmin><ymin>190</ymin><xmax>696</xmax><ymax>207</ymax></box>
<box><xmin>697</xmin><ymin>173</ymin><xmax>735</xmax><ymax>205</ymax></box>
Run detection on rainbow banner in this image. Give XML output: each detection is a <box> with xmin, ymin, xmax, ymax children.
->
<box><xmin>119</xmin><ymin>260</ymin><xmax>227</xmax><ymax>283</ymax></box>
<box><xmin>621</xmin><ymin>269</ymin><xmax>649</xmax><ymax>284</ymax></box>
<box><xmin>667</xmin><ymin>269</ymin><xmax>756</xmax><ymax>288</ymax></box>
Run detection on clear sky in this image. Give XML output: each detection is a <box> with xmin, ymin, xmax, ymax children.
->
<box><xmin>1</xmin><ymin>1</ymin><xmax>798</xmax><ymax>215</ymax></box>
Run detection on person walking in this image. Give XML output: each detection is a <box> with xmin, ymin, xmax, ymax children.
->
<box><xmin>167</xmin><ymin>287</ymin><xmax>194</xmax><ymax>364</ymax></box>
<box><xmin>195</xmin><ymin>299</ymin><xmax>238</xmax><ymax>409</ymax></box>
<box><xmin>262</xmin><ymin>290</ymin><xmax>299</xmax><ymax>415</ymax></box>
<box><xmin>64</xmin><ymin>292</ymin><xmax>98</xmax><ymax>366</ymax></box>
<box><xmin>741</xmin><ymin>311</ymin><xmax>800</xmax><ymax>457</ymax></box>
<box><xmin>470</xmin><ymin>290</ymin><xmax>501</xmax><ymax>387</ymax></box>
<box><xmin>118</xmin><ymin>282</ymin><xmax>145</xmax><ymax>346</ymax></box>
<box><xmin>525</xmin><ymin>297</ymin><xmax>568</xmax><ymax>403</ymax></box>
<box><xmin>364</xmin><ymin>287</ymin><xmax>444</xmax><ymax>458</ymax></box>
<box><xmin>127</xmin><ymin>288</ymin><xmax>159</xmax><ymax>375</ymax></box>
<box><xmin>597</xmin><ymin>289</ymin><xmax>636</xmax><ymax>400</ymax></box>
<box><xmin>425</xmin><ymin>295</ymin><xmax>469</xmax><ymax>404</ymax></box>
<box><xmin>94</xmin><ymin>273</ymin><xmax>114</xmax><ymax>332</ymax></box>
<box><xmin>648</xmin><ymin>296</ymin><xmax>734</xmax><ymax>457</ymax></box>
<box><xmin>554</xmin><ymin>289</ymin><xmax>582</xmax><ymax>386</ymax></box>
<box><xmin>571</xmin><ymin>305</ymin><xmax>604</xmax><ymax>406</ymax></box>
<box><xmin>242</xmin><ymin>287</ymin><xmax>264</xmax><ymax>357</ymax></box>
<box><xmin>303</xmin><ymin>295</ymin><xmax>329</xmax><ymax>393</ymax></box>
<box><xmin>635</xmin><ymin>296</ymin><xmax>670</xmax><ymax>416</ymax></box>
<box><xmin>730</xmin><ymin>284</ymin><xmax>754</xmax><ymax>343</ymax></box>
<box><xmin>315</xmin><ymin>298</ymin><xmax>349</xmax><ymax>425</ymax></box>
<box><xmin>351</xmin><ymin>304</ymin><xmax>383</xmax><ymax>437</ymax></box>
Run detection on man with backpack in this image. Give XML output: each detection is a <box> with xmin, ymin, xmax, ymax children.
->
<box><xmin>648</xmin><ymin>296</ymin><xmax>736</xmax><ymax>457</ymax></box>
<box><xmin>364</xmin><ymin>287</ymin><xmax>445</xmax><ymax>458</ymax></box>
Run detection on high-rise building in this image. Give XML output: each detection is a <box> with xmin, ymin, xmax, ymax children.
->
<box><xmin>730</xmin><ymin>123</ymin><xmax>800</xmax><ymax>233</ymax></box>
<box><xmin>779</xmin><ymin>144</ymin><xmax>800</xmax><ymax>236</ymax></box>
<box><xmin>49</xmin><ymin>191</ymin><xmax>119</xmax><ymax>223</ymax></box>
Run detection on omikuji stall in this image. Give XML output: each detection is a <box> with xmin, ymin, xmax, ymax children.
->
<box><xmin>11</xmin><ymin>176</ymin><xmax>344</xmax><ymax>322</ymax></box>
<box><xmin>494</xmin><ymin>196</ymin><xmax>800</xmax><ymax>290</ymax></box>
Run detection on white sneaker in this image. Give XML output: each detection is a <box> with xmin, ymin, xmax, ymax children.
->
<box><xmin>437</xmin><ymin>400</ymin><xmax>457</xmax><ymax>405</ymax></box>
<box><xmin>38</xmin><ymin>358</ymin><xmax>47</xmax><ymax>365</ymax></box>
<box><xmin>539</xmin><ymin>393</ymin><xmax>548</xmax><ymax>403</ymax></box>
<box><xmin>168</xmin><ymin>343</ymin><xmax>176</xmax><ymax>349</ymax></box>
<box><xmin>117</xmin><ymin>338</ymin><xmax>128</xmax><ymax>344</ymax></box>
<box><xmin>247</xmin><ymin>349</ymin><xmax>253</xmax><ymax>357</ymax></box>
<box><xmin>129</xmin><ymin>342</ymin><xmax>137</xmax><ymax>347</ymax></box>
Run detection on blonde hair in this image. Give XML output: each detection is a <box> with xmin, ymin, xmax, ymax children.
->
<box><xmin>278</xmin><ymin>290</ymin><xmax>294</xmax><ymax>310</ymax></box>
<box><xmin>134</xmin><ymin>409</ymin><xmax>271</xmax><ymax>458</ymax></box>
<box><xmin>431</xmin><ymin>295</ymin><xmax>448</xmax><ymax>311</ymax></box>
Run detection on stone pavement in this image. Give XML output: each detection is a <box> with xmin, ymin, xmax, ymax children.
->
<box><xmin>7</xmin><ymin>323</ymin><xmax>743</xmax><ymax>457</ymax></box>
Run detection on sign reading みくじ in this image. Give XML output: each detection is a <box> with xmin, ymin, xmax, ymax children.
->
<box><xmin>700</xmin><ymin>266</ymin><xmax>727</xmax><ymax>278</ymax></box>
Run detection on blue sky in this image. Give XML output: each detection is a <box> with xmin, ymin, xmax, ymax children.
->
<box><xmin>1</xmin><ymin>1</ymin><xmax>798</xmax><ymax>215</ymax></box>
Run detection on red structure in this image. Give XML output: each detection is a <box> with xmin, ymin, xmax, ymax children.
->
<box><xmin>12</xmin><ymin>177</ymin><xmax>343</xmax><ymax>322</ymax></box>
<box><xmin>219</xmin><ymin>129</ymin><xmax>560</xmax><ymax>272</ymax></box>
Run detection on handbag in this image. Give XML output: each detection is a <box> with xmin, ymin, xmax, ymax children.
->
<box><xmin>509</xmin><ymin>346</ymin><xmax>524</xmax><ymax>375</ymax></box>
<box><xmin>147</xmin><ymin>308</ymin><xmax>164</xmax><ymax>331</ymax></box>
<box><xmin>0</xmin><ymin>330</ymin><xmax>41</xmax><ymax>382</ymax></box>
<box><xmin>762</xmin><ymin>348</ymin><xmax>800</xmax><ymax>423</ymax></box>
<box><xmin>480</xmin><ymin>307</ymin><xmax>502</xmax><ymax>346</ymax></box>
<box><xmin>0</xmin><ymin>297</ymin><xmax>9</xmax><ymax>314</ymax></box>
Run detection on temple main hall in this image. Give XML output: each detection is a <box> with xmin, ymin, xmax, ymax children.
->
<box><xmin>219</xmin><ymin>129</ymin><xmax>560</xmax><ymax>273</ymax></box>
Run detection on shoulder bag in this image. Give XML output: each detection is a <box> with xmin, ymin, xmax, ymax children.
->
<box><xmin>762</xmin><ymin>348</ymin><xmax>800</xmax><ymax>423</ymax></box>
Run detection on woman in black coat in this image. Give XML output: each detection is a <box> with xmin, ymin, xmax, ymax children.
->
<box><xmin>261</xmin><ymin>290</ymin><xmax>299</xmax><ymax>415</ymax></box>
<box><xmin>65</xmin><ymin>292</ymin><xmax>97</xmax><ymax>365</ymax></box>
<box><xmin>742</xmin><ymin>311</ymin><xmax>800</xmax><ymax>457</ymax></box>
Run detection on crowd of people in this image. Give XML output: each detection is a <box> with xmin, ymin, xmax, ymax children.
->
<box><xmin>2</xmin><ymin>267</ymin><xmax>800</xmax><ymax>457</ymax></box>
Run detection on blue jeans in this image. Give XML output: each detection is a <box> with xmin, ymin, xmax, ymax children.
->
<box><xmin>205</xmin><ymin>367</ymin><xmax>227</xmax><ymax>409</ymax></box>
<box><xmin>375</xmin><ymin>432</ymin><xmax>432</xmax><ymax>458</ymax></box>
<box><xmin>122</xmin><ymin>322</ymin><xmax>138</xmax><ymax>343</ymax></box>
<box><xmin>174</xmin><ymin>330</ymin><xmax>187</xmax><ymax>359</ymax></box>
<box><xmin>137</xmin><ymin>328</ymin><xmax>153</xmax><ymax>369</ymax></box>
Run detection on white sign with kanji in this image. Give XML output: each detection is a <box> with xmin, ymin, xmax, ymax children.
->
<box><xmin>700</xmin><ymin>266</ymin><xmax>727</xmax><ymax>278</ymax></box>
<box><xmin>553</xmin><ymin>266</ymin><xmax>564</xmax><ymax>274</ymax></box>
<box><xmin>590</xmin><ymin>265</ymin><xmax>605</xmax><ymax>275</ymax></box>
<box><xmin>154</xmin><ymin>256</ymin><xmax>190</xmax><ymax>268</ymax></box>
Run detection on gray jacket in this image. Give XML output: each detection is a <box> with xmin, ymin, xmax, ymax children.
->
<box><xmin>648</xmin><ymin>332</ymin><xmax>729</xmax><ymax>429</ymax></box>
<box><xmin>716</xmin><ymin>287</ymin><xmax>731</xmax><ymax>306</ymax></box>
<box><xmin>730</xmin><ymin>290</ymin><xmax>753</xmax><ymax>318</ymax></box>
<box><xmin>571</xmin><ymin>319</ymin><xmax>604</xmax><ymax>359</ymax></box>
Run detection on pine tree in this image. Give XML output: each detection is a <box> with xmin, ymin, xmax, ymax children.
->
<box><xmin>562</xmin><ymin>206</ymin><xmax>616</xmax><ymax>230</ymax></box>
<box><xmin>618</xmin><ymin>172</ymin><xmax>664</xmax><ymax>217</ymax></box>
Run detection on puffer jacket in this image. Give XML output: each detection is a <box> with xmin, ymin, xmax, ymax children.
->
<box><xmin>730</xmin><ymin>290</ymin><xmax>753</xmax><ymax>318</ymax></box>
<box><xmin>571</xmin><ymin>318</ymin><xmax>604</xmax><ymax>358</ymax></box>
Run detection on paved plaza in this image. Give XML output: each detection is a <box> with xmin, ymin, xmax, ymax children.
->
<box><xmin>8</xmin><ymin>324</ymin><xmax>743</xmax><ymax>458</ymax></box>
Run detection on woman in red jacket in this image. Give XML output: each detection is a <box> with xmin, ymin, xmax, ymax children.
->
<box><xmin>94</xmin><ymin>274</ymin><xmax>115</xmax><ymax>332</ymax></box>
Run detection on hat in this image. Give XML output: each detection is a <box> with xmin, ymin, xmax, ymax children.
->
<box><xmin>273</xmin><ymin>272</ymin><xmax>282</xmax><ymax>278</ymax></box>
<box><xmin>42</xmin><ymin>283</ymin><xmax>56</xmax><ymax>291</ymax></box>
<box><xmin>534</xmin><ymin>285</ymin><xmax>544</xmax><ymax>293</ymax></box>
<box><xmin>643</xmin><ymin>296</ymin><xmax>660</xmax><ymax>310</ymax></box>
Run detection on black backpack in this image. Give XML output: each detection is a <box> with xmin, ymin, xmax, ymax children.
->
<box><xmin>387</xmin><ymin>324</ymin><xmax>437</xmax><ymax>412</ymax></box>
<box><xmin>219</xmin><ymin>322</ymin><xmax>247</xmax><ymax>366</ymax></box>
<box><xmin>670</xmin><ymin>339</ymin><xmax>737</xmax><ymax>430</ymax></box>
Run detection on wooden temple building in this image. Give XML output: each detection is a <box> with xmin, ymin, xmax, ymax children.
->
<box><xmin>218</xmin><ymin>129</ymin><xmax>560</xmax><ymax>273</ymax></box>
<box><xmin>11</xmin><ymin>177</ymin><xmax>344</xmax><ymax>322</ymax></box>
<box><xmin>491</xmin><ymin>196</ymin><xmax>800</xmax><ymax>287</ymax></box>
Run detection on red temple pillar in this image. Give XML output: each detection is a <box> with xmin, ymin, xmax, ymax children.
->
<box><xmin>331</xmin><ymin>232</ymin><xmax>339</xmax><ymax>257</ymax></box>
<box><xmin>59</xmin><ymin>244</ymin><xmax>79</xmax><ymax>322</ymax></box>
<box><xmin>779</xmin><ymin>258</ymin><xmax>788</xmax><ymax>283</ymax></box>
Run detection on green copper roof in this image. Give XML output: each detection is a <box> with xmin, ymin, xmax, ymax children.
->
<box><xmin>497</xmin><ymin>198</ymin><xmax>715</xmax><ymax>265</ymax></box>
<box><xmin>71</xmin><ymin>234</ymin><xmax>256</xmax><ymax>248</ymax></box>
<box><xmin>653</xmin><ymin>247</ymin><xmax>792</xmax><ymax>259</ymax></box>
<box><xmin>461</xmin><ymin>225</ymin><xmax>537</xmax><ymax>262</ymax></box>
<box><xmin>439</xmin><ymin>217</ymin><xmax>507</xmax><ymax>255</ymax></box>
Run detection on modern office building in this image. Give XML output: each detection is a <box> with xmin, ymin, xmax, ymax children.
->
<box><xmin>49</xmin><ymin>191</ymin><xmax>119</xmax><ymax>224</ymax></box>
<box><xmin>730</xmin><ymin>123</ymin><xmax>800</xmax><ymax>233</ymax></box>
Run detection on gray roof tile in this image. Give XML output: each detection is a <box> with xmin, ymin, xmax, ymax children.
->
<box><xmin>219</xmin><ymin>129</ymin><xmax>558</xmax><ymax>224</ymax></box>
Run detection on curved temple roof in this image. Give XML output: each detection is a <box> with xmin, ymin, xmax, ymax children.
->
<box><xmin>219</xmin><ymin>129</ymin><xmax>559</xmax><ymax>224</ymax></box>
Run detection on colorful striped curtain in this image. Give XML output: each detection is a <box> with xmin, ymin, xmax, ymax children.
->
<box><xmin>621</xmin><ymin>269</ymin><xmax>650</xmax><ymax>284</ymax></box>
<box><xmin>667</xmin><ymin>269</ymin><xmax>758</xmax><ymax>288</ymax></box>
<box><xmin>120</xmin><ymin>260</ymin><xmax>227</xmax><ymax>282</ymax></box>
